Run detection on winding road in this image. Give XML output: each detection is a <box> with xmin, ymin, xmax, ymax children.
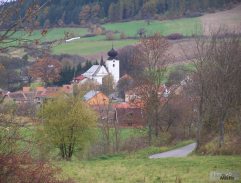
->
<box><xmin>149</xmin><ymin>143</ymin><xmax>197</xmax><ymax>159</ymax></box>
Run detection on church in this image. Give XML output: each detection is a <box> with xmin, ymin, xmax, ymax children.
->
<box><xmin>82</xmin><ymin>47</ymin><xmax>120</xmax><ymax>85</ymax></box>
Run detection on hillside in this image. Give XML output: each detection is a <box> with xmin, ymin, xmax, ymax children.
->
<box><xmin>202</xmin><ymin>3</ymin><xmax>241</xmax><ymax>35</ymax></box>
<box><xmin>15</xmin><ymin>0</ymin><xmax>240</xmax><ymax>27</ymax></box>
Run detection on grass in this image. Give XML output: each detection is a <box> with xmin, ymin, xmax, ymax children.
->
<box><xmin>57</xmin><ymin>155</ymin><xmax>241</xmax><ymax>183</ymax></box>
<box><xmin>52</xmin><ymin>39</ymin><xmax>138</xmax><ymax>56</ymax></box>
<box><xmin>103</xmin><ymin>18</ymin><xmax>202</xmax><ymax>37</ymax></box>
<box><xmin>52</xmin><ymin>17</ymin><xmax>202</xmax><ymax>56</ymax></box>
<box><xmin>13</xmin><ymin>126</ymin><xmax>241</xmax><ymax>182</ymax></box>
<box><xmin>11</xmin><ymin>27</ymin><xmax>88</xmax><ymax>43</ymax></box>
<box><xmin>3</xmin><ymin>17</ymin><xmax>202</xmax><ymax>57</ymax></box>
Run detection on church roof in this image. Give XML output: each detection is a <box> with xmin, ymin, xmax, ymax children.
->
<box><xmin>83</xmin><ymin>65</ymin><xmax>108</xmax><ymax>78</ymax></box>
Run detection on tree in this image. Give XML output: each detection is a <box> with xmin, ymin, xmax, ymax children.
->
<box><xmin>55</xmin><ymin>66</ymin><xmax>75</xmax><ymax>86</ymax></box>
<box><xmin>39</xmin><ymin>96</ymin><xmax>97</xmax><ymax>160</ymax></box>
<box><xmin>190</xmin><ymin>30</ymin><xmax>241</xmax><ymax>148</ymax></box>
<box><xmin>0</xmin><ymin>0</ymin><xmax>50</xmax><ymax>51</ymax></box>
<box><xmin>79</xmin><ymin>4</ymin><xmax>91</xmax><ymax>24</ymax></box>
<box><xmin>100</xmin><ymin>74</ymin><xmax>114</xmax><ymax>96</ymax></box>
<box><xmin>134</xmin><ymin>33</ymin><xmax>171</xmax><ymax>144</ymax></box>
<box><xmin>28</xmin><ymin>56</ymin><xmax>62</xmax><ymax>85</ymax></box>
<box><xmin>137</xmin><ymin>28</ymin><xmax>147</xmax><ymax>38</ymax></box>
<box><xmin>117</xmin><ymin>74</ymin><xmax>133</xmax><ymax>98</ymax></box>
<box><xmin>167</xmin><ymin>65</ymin><xmax>190</xmax><ymax>86</ymax></box>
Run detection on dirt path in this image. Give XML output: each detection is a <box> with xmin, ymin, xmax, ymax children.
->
<box><xmin>149</xmin><ymin>143</ymin><xmax>197</xmax><ymax>159</ymax></box>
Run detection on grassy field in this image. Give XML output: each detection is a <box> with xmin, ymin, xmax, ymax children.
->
<box><xmin>52</xmin><ymin>18</ymin><xmax>201</xmax><ymax>56</ymax></box>
<box><xmin>12</xmin><ymin>27</ymin><xmax>88</xmax><ymax>43</ymax></box>
<box><xmin>103</xmin><ymin>18</ymin><xmax>202</xmax><ymax>37</ymax></box>
<box><xmin>3</xmin><ymin>17</ymin><xmax>202</xmax><ymax>57</ymax></box>
<box><xmin>57</xmin><ymin>155</ymin><xmax>241</xmax><ymax>183</ymax></box>
<box><xmin>52</xmin><ymin>39</ymin><xmax>138</xmax><ymax>56</ymax></box>
<box><xmin>12</xmin><ymin>125</ymin><xmax>241</xmax><ymax>182</ymax></box>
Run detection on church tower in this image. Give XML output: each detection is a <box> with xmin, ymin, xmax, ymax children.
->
<box><xmin>106</xmin><ymin>47</ymin><xmax>120</xmax><ymax>84</ymax></box>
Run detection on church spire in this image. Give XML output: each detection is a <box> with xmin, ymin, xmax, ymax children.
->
<box><xmin>107</xmin><ymin>46</ymin><xmax>118</xmax><ymax>60</ymax></box>
<box><xmin>100</xmin><ymin>56</ymin><xmax>105</xmax><ymax>66</ymax></box>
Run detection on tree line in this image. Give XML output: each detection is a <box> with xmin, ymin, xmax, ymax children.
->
<box><xmin>13</xmin><ymin>0</ymin><xmax>241</xmax><ymax>27</ymax></box>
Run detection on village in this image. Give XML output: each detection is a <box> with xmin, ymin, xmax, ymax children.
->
<box><xmin>1</xmin><ymin>1</ymin><xmax>241</xmax><ymax>182</ymax></box>
<box><xmin>0</xmin><ymin>46</ymin><xmax>185</xmax><ymax>128</ymax></box>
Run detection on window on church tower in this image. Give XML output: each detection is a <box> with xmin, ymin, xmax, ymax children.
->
<box><xmin>113</xmin><ymin>64</ymin><xmax>115</xmax><ymax>67</ymax></box>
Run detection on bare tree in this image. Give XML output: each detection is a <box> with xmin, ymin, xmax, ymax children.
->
<box><xmin>191</xmin><ymin>29</ymin><xmax>241</xmax><ymax>148</ymax></box>
<box><xmin>0</xmin><ymin>0</ymin><xmax>50</xmax><ymax>51</ymax></box>
<box><xmin>134</xmin><ymin>33</ymin><xmax>171</xmax><ymax>144</ymax></box>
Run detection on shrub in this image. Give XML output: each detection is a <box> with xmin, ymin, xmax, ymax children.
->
<box><xmin>120</xmin><ymin>32</ymin><xmax>127</xmax><ymax>39</ymax></box>
<box><xmin>82</xmin><ymin>34</ymin><xmax>97</xmax><ymax>38</ymax></box>
<box><xmin>106</xmin><ymin>31</ymin><xmax>115</xmax><ymax>40</ymax></box>
<box><xmin>166</xmin><ymin>33</ymin><xmax>184</xmax><ymax>40</ymax></box>
<box><xmin>198</xmin><ymin>136</ymin><xmax>241</xmax><ymax>155</ymax></box>
<box><xmin>0</xmin><ymin>153</ymin><xmax>73</xmax><ymax>183</ymax></box>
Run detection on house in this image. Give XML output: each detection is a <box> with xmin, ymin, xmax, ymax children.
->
<box><xmin>5</xmin><ymin>91</ymin><xmax>34</xmax><ymax>104</ymax></box>
<box><xmin>114</xmin><ymin>103</ymin><xmax>145</xmax><ymax>127</ymax></box>
<box><xmin>83</xmin><ymin>90</ymin><xmax>109</xmax><ymax>105</ymax></box>
<box><xmin>72</xmin><ymin>75</ymin><xmax>88</xmax><ymax>85</ymax></box>
<box><xmin>81</xmin><ymin>47</ymin><xmax>120</xmax><ymax>85</ymax></box>
<box><xmin>125</xmin><ymin>84</ymin><xmax>171</xmax><ymax>103</ymax></box>
<box><xmin>4</xmin><ymin>85</ymin><xmax>74</xmax><ymax>104</ymax></box>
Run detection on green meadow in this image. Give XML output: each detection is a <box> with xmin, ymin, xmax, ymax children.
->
<box><xmin>8</xmin><ymin>122</ymin><xmax>241</xmax><ymax>183</ymax></box>
<box><xmin>52</xmin><ymin>17</ymin><xmax>201</xmax><ymax>56</ymax></box>
<box><xmin>52</xmin><ymin>39</ymin><xmax>138</xmax><ymax>56</ymax></box>
<box><xmin>103</xmin><ymin>18</ymin><xmax>202</xmax><ymax>37</ymax></box>
<box><xmin>3</xmin><ymin>17</ymin><xmax>202</xmax><ymax>56</ymax></box>
<box><xmin>12</xmin><ymin>27</ymin><xmax>88</xmax><ymax>43</ymax></box>
<box><xmin>57</xmin><ymin>155</ymin><xmax>241</xmax><ymax>183</ymax></box>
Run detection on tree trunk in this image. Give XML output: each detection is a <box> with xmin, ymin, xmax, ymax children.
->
<box><xmin>148</xmin><ymin>123</ymin><xmax>152</xmax><ymax>145</ymax></box>
<box><xmin>219</xmin><ymin>119</ymin><xmax>225</xmax><ymax>148</ymax></box>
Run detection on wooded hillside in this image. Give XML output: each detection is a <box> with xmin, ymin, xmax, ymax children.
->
<box><xmin>18</xmin><ymin>0</ymin><xmax>241</xmax><ymax>26</ymax></box>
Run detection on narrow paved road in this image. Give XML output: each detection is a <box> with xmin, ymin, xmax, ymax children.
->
<box><xmin>149</xmin><ymin>143</ymin><xmax>197</xmax><ymax>159</ymax></box>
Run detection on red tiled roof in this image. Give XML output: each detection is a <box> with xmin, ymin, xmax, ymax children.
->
<box><xmin>74</xmin><ymin>75</ymin><xmax>85</xmax><ymax>81</ymax></box>
<box><xmin>113</xmin><ymin>103</ymin><xmax>132</xmax><ymax>109</ymax></box>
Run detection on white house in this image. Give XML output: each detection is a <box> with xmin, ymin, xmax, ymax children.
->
<box><xmin>82</xmin><ymin>47</ymin><xmax>120</xmax><ymax>85</ymax></box>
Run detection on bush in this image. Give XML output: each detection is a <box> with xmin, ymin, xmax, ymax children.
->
<box><xmin>185</xmin><ymin>11</ymin><xmax>203</xmax><ymax>18</ymax></box>
<box><xmin>120</xmin><ymin>32</ymin><xmax>127</xmax><ymax>39</ymax></box>
<box><xmin>106</xmin><ymin>31</ymin><xmax>115</xmax><ymax>40</ymax></box>
<box><xmin>198</xmin><ymin>136</ymin><xmax>241</xmax><ymax>155</ymax></box>
<box><xmin>166</xmin><ymin>33</ymin><xmax>184</xmax><ymax>40</ymax></box>
<box><xmin>0</xmin><ymin>153</ymin><xmax>73</xmax><ymax>183</ymax></box>
<box><xmin>82</xmin><ymin>34</ymin><xmax>97</xmax><ymax>38</ymax></box>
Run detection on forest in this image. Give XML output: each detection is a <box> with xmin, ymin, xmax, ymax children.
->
<box><xmin>16</xmin><ymin>0</ymin><xmax>241</xmax><ymax>26</ymax></box>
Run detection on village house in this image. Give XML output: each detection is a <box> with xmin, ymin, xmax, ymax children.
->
<box><xmin>3</xmin><ymin>85</ymin><xmax>73</xmax><ymax>104</ymax></box>
<box><xmin>114</xmin><ymin>103</ymin><xmax>145</xmax><ymax>127</ymax></box>
<box><xmin>83</xmin><ymin>90</ymin><xmax>109</xmax><ymax>105</ymax></box>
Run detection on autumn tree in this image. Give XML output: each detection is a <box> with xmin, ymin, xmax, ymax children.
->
<box><xmin>100</xmin><ymin>74</ymin><xmax>114</xmax><ymax>96</ymax></box>
<box><xmin>38</xmin><ymin>95</ymin><xmax>97</xmax><ymax>160</ymax></box>
<box><xmin>29</xmin><ymin>56</ymin><xmax>62</xmax><ymax>85</ymax></box>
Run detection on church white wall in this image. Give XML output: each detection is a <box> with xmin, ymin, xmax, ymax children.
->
<box><xmin>94</xmin><ymin>76</ymin><xmax>103</xmax><ymax>85</ymax></box>
<box><xmin>106</xmin><ymin>59</ymin><xmax>120</xmax><ymax>83</ymax></box>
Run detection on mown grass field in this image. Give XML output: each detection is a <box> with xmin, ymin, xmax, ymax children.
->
<box><xmin>52</xmin><ymin>39</ymin><xmax>138</xmax><ymax>56</ymax></box>
<box><xmin>103</xmin><ymin>18</ymin><xmax>202</xmax><ymax>37</ymax></box>
<box><xmin>57</xmin><ymin>155</ymin><xmax>241</xmax><ymax>183</ymax></box>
